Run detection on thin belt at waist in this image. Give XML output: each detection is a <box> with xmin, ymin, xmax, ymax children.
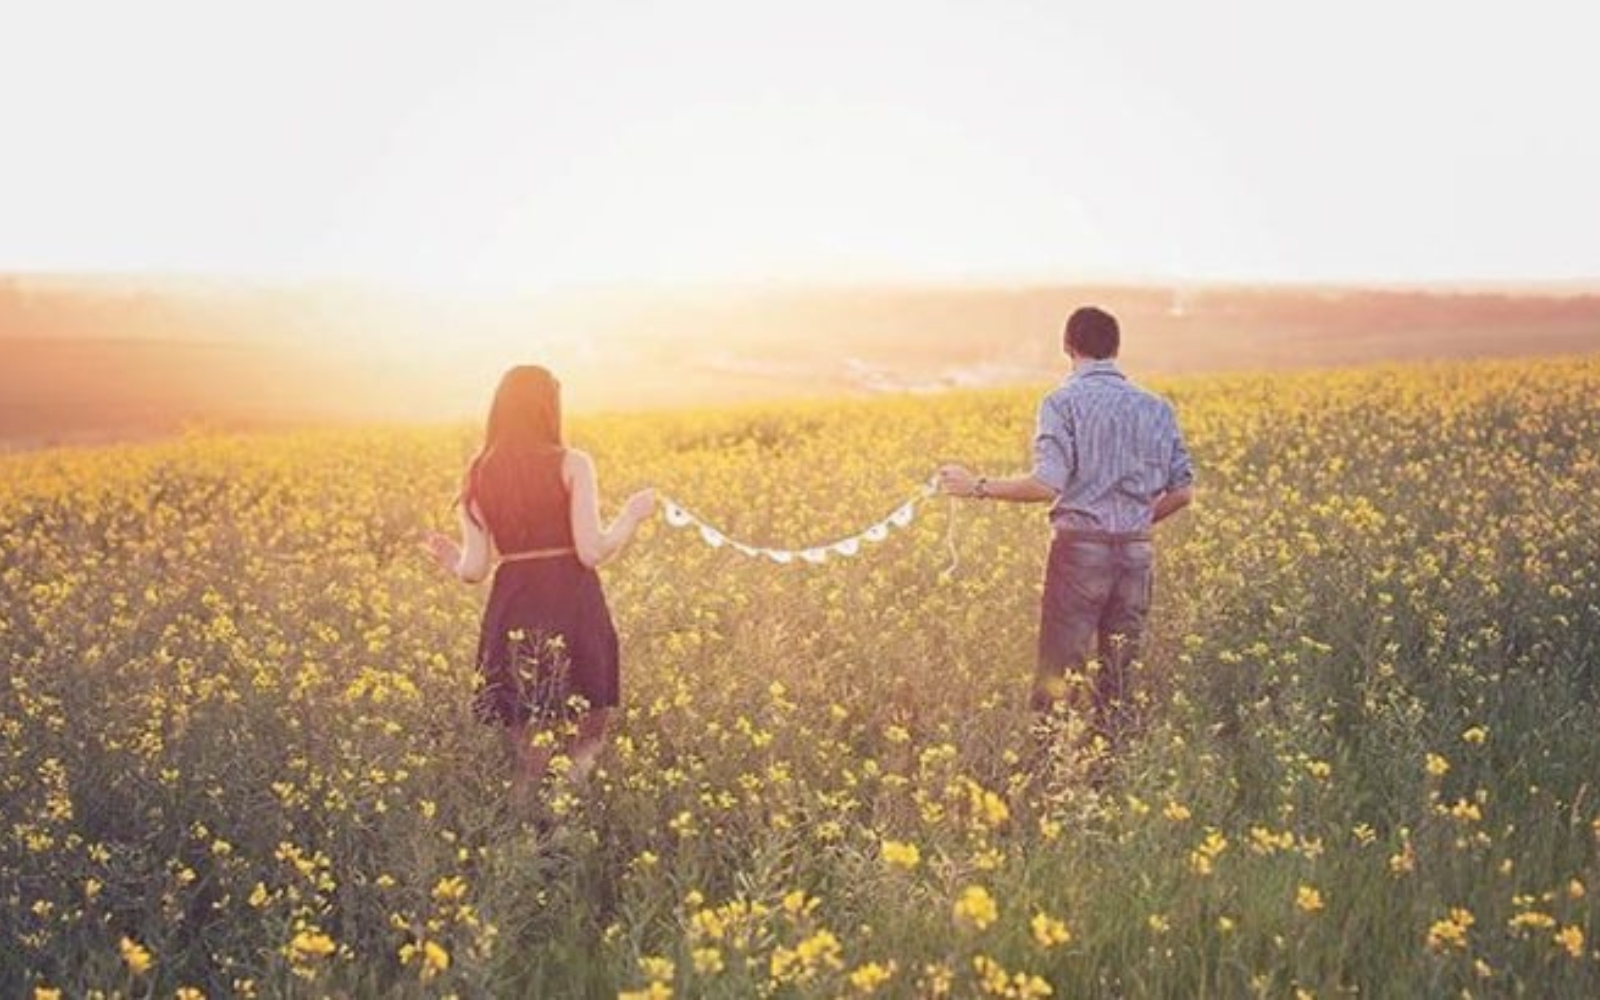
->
<box><xmin>1053</xmin><ymin>529</ymin><xmax>1152</xmax><ymax>544</ymax></box>
<box><xmin>498</xmin><ymin>546</ymin><xmax>576</xmax><ymax>564</ymax></box>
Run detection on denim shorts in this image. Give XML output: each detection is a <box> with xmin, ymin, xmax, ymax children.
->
<box><xmin>1034</xmin><ymin>531</ymin><xmax>1155</xmax><ymax>716</ymax></box>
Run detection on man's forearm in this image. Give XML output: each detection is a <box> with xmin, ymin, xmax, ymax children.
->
<box><xmin>984</xmin><ymin>474</ymin><xmax>1057</xmax><ymax>503</ymax></box>
<box><xmin>1152</xmin><ymin>485</ymin><xmax>1194</xmax><ymax>524</ymax></box>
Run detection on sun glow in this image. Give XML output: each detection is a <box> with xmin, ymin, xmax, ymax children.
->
<box><xmin>2</xmin><ymin>0</ymin><xmax>1596</xmax><ymax>295</ymax></box>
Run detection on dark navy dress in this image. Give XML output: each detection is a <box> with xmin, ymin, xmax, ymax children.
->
<box><xmin>471</xmin><ymin>450</ymin><xmax>621</xmax><ymax>725</ymax></box>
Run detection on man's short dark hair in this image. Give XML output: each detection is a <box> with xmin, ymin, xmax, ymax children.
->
<box><xmin>1065</xmin><ymin>306</ymin><xmax>1120</xmax><ymax>359</ymax></box>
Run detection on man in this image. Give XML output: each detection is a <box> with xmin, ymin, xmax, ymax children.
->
<box><xmin>937</xmin><ymin>305</ymin><xmax>1194</xmax><ymax>750</ymax></box>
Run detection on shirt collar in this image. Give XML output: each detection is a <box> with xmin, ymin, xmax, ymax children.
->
<box><xmin>1068</xmin><ymin>359</ymin><xmax>1125</xmax><ymax>382</ymax></box>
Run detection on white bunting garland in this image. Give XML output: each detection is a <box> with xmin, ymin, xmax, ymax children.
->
<box><xmin>657</xmin><ymin>481</ymin><xmax>939</xmax><ymax>567</ymax></box>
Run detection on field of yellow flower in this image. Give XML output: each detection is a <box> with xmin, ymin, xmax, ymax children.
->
<box><xmin>4</xmin><ymin>355</ymin><xmax>1599</xmax><ymax>997</ymax></box>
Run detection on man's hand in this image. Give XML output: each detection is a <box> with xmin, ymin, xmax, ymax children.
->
<box><xmin>1152</xmin><ymin>485</ymin><xmax>1194</xmax><ymax>524</ymax></box>
<box><xmin>936</xmin><ymin>464</ymin><xmax>980</xmax><ymax>498</ymax></box>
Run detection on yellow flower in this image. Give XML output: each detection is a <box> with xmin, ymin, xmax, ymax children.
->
<box><xmin>287</xmin><ymin>929</ymin><xmax>336</xmax><ymax>962</ymax></box>
<box><xmin>847</xmin><ymin>960</ymin><xmax>897</xmax><ymax>993</ymax></box>
<box><xmin>920</xmin><ymin>962</ymin><xmax>955</xmax><ymax>997</ymax></box>
<box><xmin>399</xmin><ymin>939</ymin><xmax>451</xmax><ymax>981</ymax></box>
<box><xmin>1425</xmin><ymin>907</ymin><xmax>1474</xmax><ymax>952</ymax></box>
<box><xmin>1296</xmin><ymin>885</ymin><xmax>1324</xmax><ymax>914</ymax></box>
<box><xmin>691</xmin><ymin>947</ymin><xmax>724</xmax><ymax>975</ymax></box>
<box><xmin>781</xmin><ymin>889</ymin><xmax>817</xmax><ymax>917</ymax></box>
<box><xmin>1162</xmin><ymin>801</ymin><xmax>1192</xmax><ymax>822</ymax></box>
<box><xmin>973</xmin><ymin>956</ymin><xmax>1050</xmax><ymax>997</ymax></box>
<box><xmin>1388</xmin><ymin>840</ymin><xmax>1416</xmax><ymax>876</ymax></box>
<box><xmin>1509</xmin><ymin>910</ymin><xmax>1557</xmax><ymax>933</ymax></box>
<box><xmin>1188</xmin><ymin>828</ymin><xmax>1229</xmax><ymax>876</ymax></box>
<box><xmin>1306</xmin><ymin>759</ymin><xmax>1332</xmax><ymax>780</ymax></box>
<box><xmin>1249</xmin><ymin>826</ymin><xmax>1295</xmax><ymax>855</ymax></box>
<box><xmin>974</xmin><ymin>955</ymin><xmax>1053</xmax><ymax>998</ymax></box>
<box><xmin>969</xmin><ymin>786</ymin><xmax>1010</xmax><ymax>830</ymax></box>
<box><xmin>1015</xmin><ymin>975</ymin><xmax>1053</xmax><ymax>999</ymax></box>
<box><xmin>639</xmin><ymin>956</ymin><xmax>675</xmax><ymax>983</ymax></box>
<box><xmin>953</xmin><ymin>885</ymin><xmax>999</xmax><ymax>932</ymax></box>
<box><xmin>120</xmin><ymin>936</ymin><xmax>154</xmax><ymax>976</ymax></box>
<box><xmin>973</xmin><ymin>955</ymin><xmax>1011</xmax><ymax>996</ymax></box>
<box><xmin>422</xmin><ymin>940</ymin><xmax>450</xmax><ymax>979</ymax></box>
<box><xmin>33</xmin><ymin>989</ymin><xmax>62</xmax><ymax>1000</ymax></box>
<box><xmin>1461</xmin><ymin>726</ymin><xmax>1488</xmax><ymax>744</ymax></box>
<box><xmin>881</xmin><ymin>839</ymin><xmax>921</xmax><ymax>871</ymax></box>
<box><xmin>1568</xmin><ymin>878</ymin><xmax>1585</xmax><ymax>900</ymax></box>
<box><xmin>668</xmin><ymin>811</ymin><xmax>698</xmax><ymax>839</ymax></box>
<box><xmin>1555</xmin><ymin>925</ymin><xmax>1584</xmax><ymax>959</ymax></box>
<box><xmin>176</xmin><ymin>988</ymin><xmax>206</xmax><ymax>1000</ymax></box>
<box><xmin>770</xmin><ymin>930</ymin><xmax>843</xmax><ymax>985</ymax></box>
<box><xmin>797</xmin><ymin>930</ymin><xmax>842</xmax><ymax>966</ymax></box>
<box><xmin>618</xmin><ymin>984</ymin><xmax>672</xmax><ymax>1000</ymax></box>
<box><xmin>431</xmin><ymin>875</ymin><xmax>468</xmax><ymax>904</ymax></box>
<box><xmin>1031</xmin><ymin>912</ymin><xmax>1072</xmax><ymax>949</ymax></box>
<box><xmin>1425</xmin><ymin>753</ymin><xmax>1451</xmax><ymax>777</ymax></box>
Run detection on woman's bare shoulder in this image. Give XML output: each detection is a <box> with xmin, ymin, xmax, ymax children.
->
<box><xmin>562</xmin><ymin>448</ymin><xmax>596</xmax><ymax>482</ymax></box>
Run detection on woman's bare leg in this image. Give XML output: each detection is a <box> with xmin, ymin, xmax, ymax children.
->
<box><xmin>505</xmin><ymin>722</ymin><xmax>533</xmax><ymax>810</ymax></box>
<box><xmin>567</xmin><ymin>708</ymin><xmax>612</xmax><ymax>783</ymax></box>
<box><xmin>506</xmin><ymin>722</ymin><xmax>556</xmax><ymax>811</ymax></box>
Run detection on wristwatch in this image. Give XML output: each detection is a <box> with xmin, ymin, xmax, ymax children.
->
<box><xmin>974</xmin><ymin>476</ymin><xmax>989</xmax><ymax>499</ymax></box>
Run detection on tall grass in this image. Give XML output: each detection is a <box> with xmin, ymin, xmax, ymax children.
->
<box><xmin>2</xmin><ymin>356</ymin><xmax>1597</xmax><ymax>996</ymax></box>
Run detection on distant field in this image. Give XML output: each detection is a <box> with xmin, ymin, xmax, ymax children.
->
<box><xmin>4</xmin><ymin>276</ymin><xmax>1600</xmax><ymax>447</ymax></box>
<box><xmin>3</xmin><ymin>355</ymin><xmax>1599</xmax><ymax>996</ymax></box>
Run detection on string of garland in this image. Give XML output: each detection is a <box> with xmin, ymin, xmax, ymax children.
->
<box><xmin>657</xmin><ymin>479</ymin><xmax>954</xmax><ymax>570</ymax></box>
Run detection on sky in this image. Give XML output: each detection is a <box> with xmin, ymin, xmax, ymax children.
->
<box><xmin>1</xmin><ymin>0</ymin><xmax>1596</xmax><ymax>291</ymax></box>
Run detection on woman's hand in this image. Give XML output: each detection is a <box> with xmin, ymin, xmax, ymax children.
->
<box><xmin>420</xmin><ymin>532</ymin><xmax>462</xmax><ymax>576</ymax></box>
<box><xmin>622</xmin><ymin>488</ymin><xmax>657</xmax><ymax>525</ymax></box>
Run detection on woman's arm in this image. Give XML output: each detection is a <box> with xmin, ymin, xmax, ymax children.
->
<box><xmin>566</xmin><ymin>450</ymin><xmax>656</xmax><ymax>569</ymax></box>
<box><xmin>422</xmin><ymin>501</ymin><xmax>494</xmax><ymax>584</ymax></box>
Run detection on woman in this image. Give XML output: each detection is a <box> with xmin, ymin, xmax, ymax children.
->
<box><xmin>424</xmin><ymin>365</ymin><xmax>655</xmax><ymax>802</ymax></box>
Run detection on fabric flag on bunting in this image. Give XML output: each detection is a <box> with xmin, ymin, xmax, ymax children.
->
<box><xmin>655</xmin><ymin>480</ymin><xmax>936</xmax><ymax>567</ymax></box>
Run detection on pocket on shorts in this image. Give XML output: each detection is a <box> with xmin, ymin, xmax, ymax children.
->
<box><xmin>1056</xmin><ymin>541</ymin><xmax>1116</xmax><ymax>605</ymax></box>
<box><xmin>1122</xmin><ymin>540</ymin><xmax>1155</xmax><ymax>571</ymax></box>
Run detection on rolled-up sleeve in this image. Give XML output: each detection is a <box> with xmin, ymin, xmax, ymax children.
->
<box><xmin>1164</xmin><ymin>404</ymin><xmax>1194</xmax><ymax>491</ymax></box>
<box><xmin>1032</xmin><ymin>395</ymin><xmax>1072</xmax><ymax>493</ymax></box>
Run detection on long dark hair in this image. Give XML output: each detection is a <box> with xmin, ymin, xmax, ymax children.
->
<box><xmin>460</xmin><ymin>366</ymin><xmax>565</xmax><ymax>537</ymax></box>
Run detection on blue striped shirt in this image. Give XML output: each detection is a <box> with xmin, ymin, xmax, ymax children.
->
<box><xmin>1031</xmin><ymin>360</ymin><xmax>1194</xmax><ymax>533</ymax></box>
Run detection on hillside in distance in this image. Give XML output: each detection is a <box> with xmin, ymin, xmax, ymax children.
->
<box><xmin>3</xmin><ymin>275</ymin><xmax>1599</xmax><ymax>447</ymax></box>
